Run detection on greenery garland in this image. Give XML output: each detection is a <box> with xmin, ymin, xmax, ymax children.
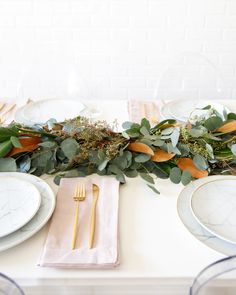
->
<box><xmin>0</xmin><ymin>106</ymin><xmax>236</xmax><ymax>194</ymax></box>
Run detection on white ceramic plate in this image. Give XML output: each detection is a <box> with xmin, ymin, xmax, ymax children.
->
<box><xmin>0</xmin><ymin>177</ymin><xmax>41</xmax><ymax>238</ymax></box>
<box><xmin>0</xmin><ymin>173</ymin><xmax>55</xmax><ymax>252</ymax></box>
<box><xmin>191</xmin><ymin>179</ymin><xmax>236</xmax><ymax>244</ymax></box>
<box><xmin>160</xmin><ymin>99</ymin><xmax>229</xmax><ymax>122</ymax></box>
<box><xmin>177</xmin><ymin>175</ymin><xmax>236</xmax><ymax>255</ymax></box>
<box><xmin>14</xmin><ymin>98</ymin><xmax>85</xmax><ymax>125</ymax></box>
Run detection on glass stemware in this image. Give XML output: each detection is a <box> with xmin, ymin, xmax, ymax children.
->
<box><xmin>0</xmin><ymin>273</ymin><xmax>24</xmax><ymax>295</ymax></box>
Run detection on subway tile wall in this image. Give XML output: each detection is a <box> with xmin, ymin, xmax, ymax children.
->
<box><xmin>0</xmin><ymin>0</ymin><xmax>235</xmax><ymax>101</ymax></box>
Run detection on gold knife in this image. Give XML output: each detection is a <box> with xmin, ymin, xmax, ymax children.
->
<box><xmin>89</xmin><ymin>184</ymin><xmax>99</xmax><ymax>249</ymax></box>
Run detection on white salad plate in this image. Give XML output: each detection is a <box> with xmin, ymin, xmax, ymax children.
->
<box><xmin>14</xmin><ymin>98</ymin><xmax>85</xmax><ymax>125</ymax></box>
<box><xmin>160</xmin><ymin>99</ymin><xmax>229</xmax><ymax>122</ymax></box>
<box><xmin>0</xmin><ymin>177</ymin><xmax>41</xmax><ymax>238</ymax></box>
<box><xmin>177</xmin><ymin>175</ymin><xmax>236</xmax><ymax>255</ymax></box>
<box><xmin>191</xmin><ymin>179</ymin><xmax>236</xmax><ymax>244</ymax></box>
<box><xmin>0</xmin><ymin>173</ymin><xmax>55</xmax><ymax>252</ymax></box>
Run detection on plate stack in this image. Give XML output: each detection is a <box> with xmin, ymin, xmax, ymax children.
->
<box><xmin>0</xmin><ymin>173</ymin><xmax>55</xmax><ymax>252</ymax></box>
<box><xmin>178</xmin><ymin>175</ymin><xmax>236</xmax><ymax>255</ymax></box>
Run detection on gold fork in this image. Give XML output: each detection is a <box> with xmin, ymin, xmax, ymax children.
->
<box><xmin>89</xmin><ymin>184</ymin><xmax>99</xmax><ymax>249</ymax></box>
<box><xmin>72</xmin><ymin>183</ymin><xmax>86</xmax><ymax>250</ymax></box>
<box><xmin>0</xmin><ymin>103</ymin><xmax>16</xmax><ymax>124</ymax></box>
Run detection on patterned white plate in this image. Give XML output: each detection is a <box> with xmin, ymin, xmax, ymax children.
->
<box><xmin>177</xmin><ymin>175</ymin><xmax>236</xmax><ymax>255</ymax></box>
<box><xmin>160</xmin><ymin>99</ymin><xmax>229</xmax><ymax>122</ymax></box>
<box><xmin>14</xmin><ymin>98</ymin><xmax>85</xmax><ymax>125</ymax></box>
<box><xmin>191</xmin><ymin>179</ymin><xmax>236</xmax><ymax>244</ymax></box>
<box><xmin>0</xmin><ymin>173</ymin><xmax>55</xmax><ymax>252</ymax></box>
<box><xmin>0</xmin><ymin>177</ymin><xmax>41</xmax><ymax>238</ymax></box>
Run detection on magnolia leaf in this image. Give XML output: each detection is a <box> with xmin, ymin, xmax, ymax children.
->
<box><xmin>231</xmin><ymin>144</ymin><xmax>236</xmax><ymax>156</ymax></box>
<box><xmin>169</xmin><ymin>167</ymin><xmax>182</xmax><ymax>184</ymax></box>
<box><xmin>140</xmin><ymin>173</ymin><xmax>155</xmax><ymax>184</ymax></box>
<box><xmin>19</xmin><ymin>156</ymin><xmax>31</xmax><ymax>173</ymax></box>
<box><xmin>193</xmin><ymin>154</ymin><xmax>209</xmax><ymax>170</ymax></box>
<box><xmin>227</xmin><ymin>113</ymin><xmax>236</xmax><ymax>120</ymax></box>
<box><xmin>147</xmin><ymin>184</ymin><xmax>160</xmax><ymax>194</ymax></box>
<box><xmin>10</xmin><ymin>136</ymin><xmax>22</xmax><ymax>148</ymax></box>
<box><xmin>204</xmin><ymin>116</ymin><xmax>223</xmax><ymax>131</ymax></box>
<box><xmin>135</xmin><ymin>154</ymin><xmax>151</xmax><ymax>163</ymax></box>
<box><xmin>161</xmin><ymin>127</ymin><xmax>174</xmax><ymax>136</ymax></box>
<box><xmin>0</xmin><ymin>158</ymin><xmax>17</xmax><ymax>172</ymax></box>
<box><xmin>170</xmin><ymin>128</ymin><xmax>180</xmax><ymax>147</ymax></box>
<box><xmin>61</xmin><ymin>138</ymin><xmax>78</xmax><ymax>160</ymax></box>
<box><xmin>181</xmin><ymin>170</ymin><xmax>192</xmax><ymax>185</ymax></box>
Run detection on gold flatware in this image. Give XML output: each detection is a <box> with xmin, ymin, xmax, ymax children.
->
<box><xmin>0</xmin><ymin>103</ymin><xmax>16</xmax><ymax>124</ymax></box>
<box><xmin>89</xmin><ymin>184</ymin><xmax>99</xmax><ymax>249</ymax></box>
<box><xmin>72</xmin><ymin>183</ymin><xmax>86</xmax><ymax>250</ymax></box>
<box><xmin>0</xmin><ymin>102</ymin><xmax>5</xmax><ymax>112</ymax></box>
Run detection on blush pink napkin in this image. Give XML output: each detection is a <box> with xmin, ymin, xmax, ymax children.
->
<box><xmin>38</xmin><ymin>175</ymin><xmax>120</xmax><ymax>268</ymax></box>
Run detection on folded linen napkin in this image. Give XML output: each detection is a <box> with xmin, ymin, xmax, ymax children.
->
<box><xmin>38</xmin><ymin>175</ymin><xmax>120</xmax><ymax>268</ymax></box>
<box><xmin>128</xmin><ymin>100</ymin><xmax>160</xmax><ymax>124</ymax></box>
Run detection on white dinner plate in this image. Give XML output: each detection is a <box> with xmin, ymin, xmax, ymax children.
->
<box><xmin>177</xmin><ymin>175</ymin><xmax>236</xmax><ymax>255</ymax></box>
<box><xmin>191</xmin><ymin>179</ymin><xmax>236</xmax><ymax>244</ymax></box>
<box><xmin>0</xmin><ymin>173</ymin><xmax>55</xmax><ymax>252</ymax></box>
<box><xmin>161</xmin><ymin>99</ymin><xmax>229</xmax><ymax>122</ymax></box>
<box><xmin>0</xmin><ymin>177</ymin><xmax>41</xmax><ymax>238</ymax></box>
<box><xmin>14</xmin><ymin>98</ymin><xmax>85</xmax><ymax>125</ymax></box>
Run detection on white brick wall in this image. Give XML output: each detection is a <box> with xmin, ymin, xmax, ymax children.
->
<box><xmin>0</xmin><ymin>0</ymin><xmax>236</xmax><ymax>101</ymax></box>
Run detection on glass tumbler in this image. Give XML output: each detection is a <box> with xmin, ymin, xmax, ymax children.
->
<box><xmin>0</xmin><ymin>273</ymin><xmax>24</xmax><ymax>295</ymax></box>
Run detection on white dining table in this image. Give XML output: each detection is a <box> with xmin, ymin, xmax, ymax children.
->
<box><xmin>0</xmin><ymin>99</ymin><xmax>236</xmax><ymax>295</ymax></box>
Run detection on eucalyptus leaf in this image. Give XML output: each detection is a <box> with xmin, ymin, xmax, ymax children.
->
<box><xmin>0</xmin><ymin>158</ymin><xmax>17</xmax><ymax>172</ymax></box>
<box><xmin>135</xmin><ymin>154</ymin><xmax>151</xmax><ymax>163</ymax></box>
<box><xmin>189</xmin><ymin>126</ymin><xmax>207</xmax><ymax>138</ymax></box>
<box><xmin>122</xmin><ymin>121</ymin><xmax>133</xmax><ymax>129</ymax></box>
<box><xmin>39</xmin><ymin>141</ymin><xmax>57</xmax><ymax>149</ymax></box>
<box><xmin>140</xmin><ymin>126</ymin><xmax>149</xmax><ymax>136</ymax></box>
<box><xmin>54</xmin><ymin>175</ymin><xmax>62</xmax><ymax>185</ymax></box>
<box><xmin>125</xmin><ymin>169</ymin><xmax>138</xmax><ymax>178</ymax></box>
<box><xmin>161</xmin><ymin>127</ymin><xmax>174</xmax><ymax>136</ymax></box>
<box><xmin>193</xmin><ymin>154</ymin><xmax>209</xmax><ymax>170</ymax></box>
<box><xmin>204</xmin><ymin>116</ymin><xmax>223</xmax><ymax>131</ymax></box>
<box><xmin>141</xmin><ymin>118</ymin><xmax>151</xmax><ymax>130</ymax></box>
<box><xmin>61</xmin><ymin>138</ymin><xmax>79</xmax><ymax>160</ymax></box>
<box><xmin>116</xmin><ymin>173</ymin><xmax>126</xmax><ymax>183</ymax></box>
<box><xmin>152</xmin><ymin>139</ymin><xmax>164</xmax><ymax>147</ymax></box>
<box><xmin>181</xmin><ymin>170</ymin><xmax>192</xmax><ymax>185</ymax></box>
<box><xmin>98</xmin><ymin>159</ymin><xmax>109</xmax><ymax>171</ymax></box>
<box><xmin>170</xmin><ymin>128</ymin><xmax>180</xmax><ymax>147</ymax></box>
<box><xmin>169</xmin><ymin>167</ymin><xmax>181</xmax><ymax>184</ymax></box>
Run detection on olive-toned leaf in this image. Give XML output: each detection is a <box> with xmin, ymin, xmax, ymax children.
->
<box><xmin>140</xmin><ymin>173</ymin><xmax>155</xmax><ymax>184</ymax></box>
<box><xmin>154</xmin><ymin>119</ymin><xmax>176</xmax><ymax>130</ymax></box>
<box><xmin>169</xmin><ymin>167</ymin><xmax>182</xmax><ymax>184</ymax></box>
<box><xmin>193</xmin><ymin>154</ymin><xmax>209</xmax><ymax>170</ymax></box>
<box><xmin>0</xmin><ymin>127</ymin><xmax>18</xmax><ymax>143</ymax></box>
<box><xmin>227</xmin><ymin>113</ymin><xmax>236</xmax><ymax>120</ymax></box>
<box><xmin>0</xmin><ymin>158</ymin><xmax>17</xmax><ymax>172</ymax></box>
<box><xmin>147</xmin><ymin>184</ymin><xmax>160</xmax><ymax>194</ymax></box>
